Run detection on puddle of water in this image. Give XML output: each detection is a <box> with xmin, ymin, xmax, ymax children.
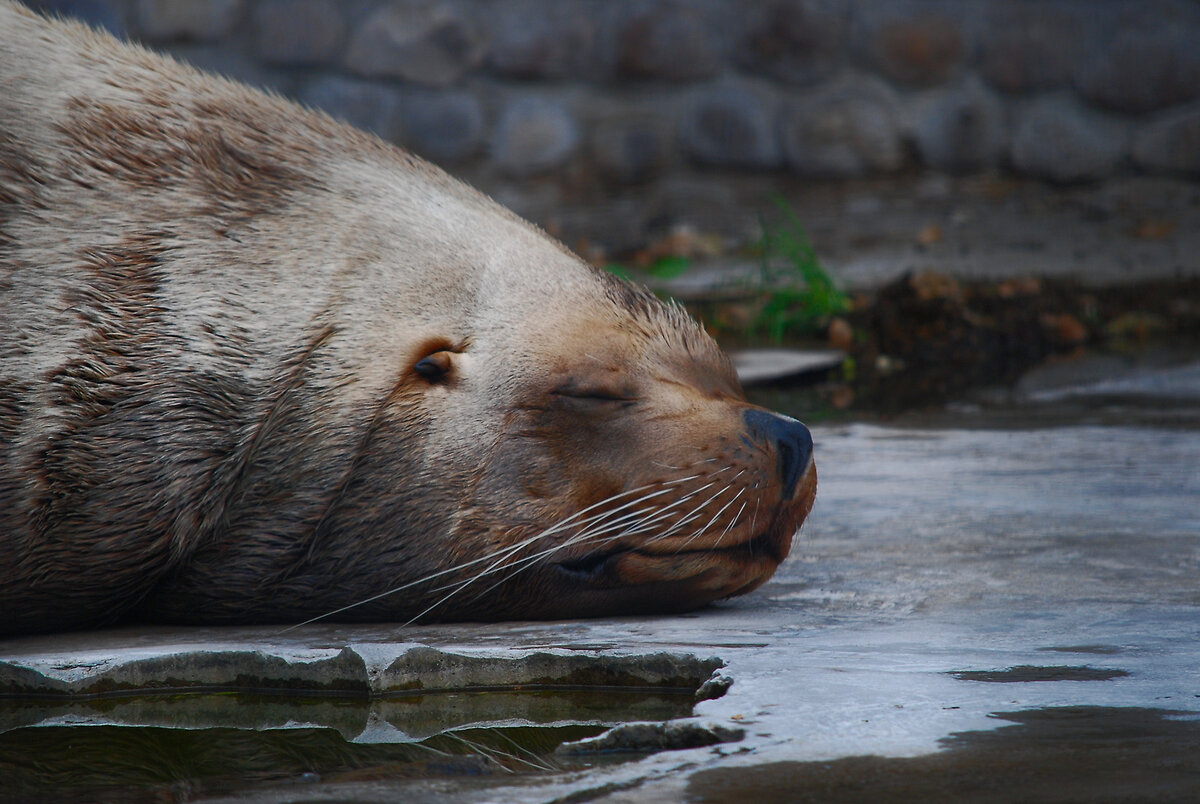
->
<box><xmin>685</xmin><ymin>706</ymin><xmax>1200</xmax><ymax>804</ymax></box>
<box><xmin>0</xmin><ymin>688</ymin><xmax>699</xmax><ymax>801</ymax></box>
<box><xmin>948</xmin><ymin>666</ymin><xmax>1131</xmax><ymax>683</ymax></box>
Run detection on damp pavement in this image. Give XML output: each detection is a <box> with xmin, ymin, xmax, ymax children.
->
<box><xmin>2</xmin><ymin>349</ymin><xmax>1198</xmax><ymax>802</ymax></box>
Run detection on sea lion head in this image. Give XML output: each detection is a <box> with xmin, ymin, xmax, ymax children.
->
<box><xmin>441</xmin><ymin>270</ymin><xmax>818</xmax><ymax>621</ymax></box>
<box><xmin>276</xmin><ymin>191</ymin><xmax>818</xmax><ymax>624</ymax></box>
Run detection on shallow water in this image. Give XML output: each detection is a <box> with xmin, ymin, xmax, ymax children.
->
<box><xmin>2</xmin><ymin>352</ymin><xmax>1199</xmax><ymax>802</ymax></box>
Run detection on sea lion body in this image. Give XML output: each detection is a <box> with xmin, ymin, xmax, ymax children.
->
<box><xmin>0</xmin><ymin>1</ymin><xmax>816</xmax><ymax>636</ymax></box>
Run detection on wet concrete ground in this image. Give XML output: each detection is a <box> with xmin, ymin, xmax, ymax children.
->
<box><xmin>2</xmin><ymin>350</ymin><xmax>1198</xmax><ymax>802</ymax></box>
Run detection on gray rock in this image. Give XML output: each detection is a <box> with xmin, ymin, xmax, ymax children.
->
<box><xmin>491</xmin><ymin>97</ymin><xmax>581</xmax><ymax>177</ymax></box>
<box><xmin>1133</xmin><ymin>103</ymin><xmax>1200</xmax><ymax>176</ymax></box>
<box><xmin>730</xmin><ymin>348</ymin><xmax>846</xmax><ymax>386</ymax></box>
<box><xmin>978</xmin><ymin>1</ymin><xmax>1090</xmax><ymax>93</ymax></box>
<box><xmin>735</xmin><ymin>0</ymin><xmax>849</xmax><ymax>87</ymax></box>
<box><xmin>855</xmin><ymin>0</ymin><xmax>971</xmax><ymax>86</ymax></box>
<box><xmin>133</xmin><ymin>0</ymin><xmax>242</xmax><ymax>42</ymax></box>
<box><xmin>253</xmin><ymin>0</ymin><xmax>346</xmax><ymax>67</ymax></box>
<box><xmin>345</xmin><ymin>3</ymin><xmax>484</xmax><ymax>87</ymax></box>
<box><xmin>679</xmin><ymin>85</ymin><xmax>781</xmax><ymax>169</ymax></box>
<box><xmin>909</xmin><ymin>78</ymin><xmax>1006</xmax><ymax>173</ymax></box>
<box><xmin>485</xmin><ymin>0</ymin><xmax>598</xmax><ymax>79</ymax></box>
<box><xmin>26</xmin><ymin>0</ymin><xmax>127</xmax><ymax>36</ymax></box>
<box><xmin>1074</xmin><ymin>17</ymin><xmax>1200</xmax><ymax>113</ymax></box>
<box><xmin>591</xmin><ymin>116</ymin><xmax>674</xmax><ymax>184</ymax></box>
<box><xmin>301</xmin><ymin>76</ymin><xmax>402</xmax><ymax>141</ymax></box>
<box><xmin>615</xmin><ymin>1</ymin><xmax>720</xmax><ymax>81</ymax></box>
<box><xmin>1011</xmin><ymin>95</ymin><xmax>1128</xmax><ymax>183</ymax></box>
<box><xmin>779</xmin><ymin>76</ymin><xmax>903</xmax><ymax>177</ymax></box>
<box><xmin>396</xmin><ymin>89</ymin><xmax>484</xmax><ymax>164</ymax></box>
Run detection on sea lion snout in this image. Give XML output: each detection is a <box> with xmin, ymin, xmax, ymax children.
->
<box><xmin>743</xmin><ymin>408</ymin><xmax>814</xmax><ymax>500</ymax></box>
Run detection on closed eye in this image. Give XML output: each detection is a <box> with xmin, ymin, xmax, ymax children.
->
<box><xmin>551</xmin><ymin>386</ymin><xmax>637</xmax><ymax>405</ymax></box>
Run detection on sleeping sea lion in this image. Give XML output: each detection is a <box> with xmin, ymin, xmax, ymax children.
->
<box><xmin>0</xmin><ymin>1</ymin><xmax>816</xmax><ymax>636</ymax></box>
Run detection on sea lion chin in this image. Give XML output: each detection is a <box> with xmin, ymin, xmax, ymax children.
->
<box><xmin>0</xmin><ymin>0</ymin><xmax>816</xmax><ymax>636</ymax></box>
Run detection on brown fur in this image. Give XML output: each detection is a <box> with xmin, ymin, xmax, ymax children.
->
<box><xmin>0</xmin><ymin>1</ymin><xmax>816</xmax><ymax>636</ymax></box>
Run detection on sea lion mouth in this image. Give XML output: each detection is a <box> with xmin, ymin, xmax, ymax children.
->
<box><xmin>551</xmin><ymin>459</ymin><xmax>816</xmax><ymax>608</ymax></box>
<box><xmin>552</xmin><ymin>529</ymin><xmax>786</xmax><ymax>601</ymax></box>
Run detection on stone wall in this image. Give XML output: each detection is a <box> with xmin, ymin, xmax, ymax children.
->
<box><xmin>22</xmin><ymin>0</ymin><xmax>1200</xmax><ymax>258</ymax></box>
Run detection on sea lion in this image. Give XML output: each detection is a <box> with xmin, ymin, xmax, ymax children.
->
<box><xmin>0</xmin><ymin>1</ymin><xmax>816</xmax><ymax>636</ymax></box>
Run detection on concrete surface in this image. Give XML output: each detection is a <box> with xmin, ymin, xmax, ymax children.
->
<box><xmin>2</xmin><ymin>351</ymin><xmax>1198</xmax><ymax>802</ymax></box>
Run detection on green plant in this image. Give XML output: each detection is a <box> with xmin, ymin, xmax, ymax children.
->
<box><xmin>750</xmin><ymin>196</ymin><xmax>849</xmax><ymax>342</ymax></box>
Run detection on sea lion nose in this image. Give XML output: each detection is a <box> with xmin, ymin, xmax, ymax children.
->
<box><xmin>743</xmin><ymin>409</ymin><xmax>814</xmax><ymax>499</ymax></box>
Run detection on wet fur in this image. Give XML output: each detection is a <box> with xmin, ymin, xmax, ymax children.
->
<box><xmin>0</xmin><ymin>1</ymin><xmax>815</xmax><ymax>636</ymax></box>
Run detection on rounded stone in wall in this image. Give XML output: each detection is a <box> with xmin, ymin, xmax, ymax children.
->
<box><xmin>345</xmin><ymin>3</ymin><xmax>485</xmax><ymax>87</ymax></box>
<box><xmin>491</xmin><ymin>97</ymin><xmax>581</xmax><ymax>177</ymax></box>
<box><xmin>615</xmin><ymin>2</ymin><xmax>720</xmax><ymax>82</ymax></box>
<box><xmin>134</xmin><ymin>0</ymin><xmax>242</xmax><ymax>42</ymax></box>
<box><xmin>1011</xmin><ymin>95</ymin><xmax>1128</xmax><ymax>183</ymax></box>
<box><xmin>736</xmin><ymin>0</ymin><xmax>848</xmax><ymax>87</ymax></box>
<box><xmin>679</xmin><ymin>85</ymin><xmax>781</xmax><ymax>169</ymax></box>
<box><xmin>778</xmin><ymin>76</ymin><xmax>903</xmax><ymax>177</ymax></box>
<box><xmin>485</xmin><ymin>0</ymin><xmax>598</xmax><ymax>79</ymax></box>
<box><xmin>396</xmin><ymin>90</ymin><xmax>484</xmax><ymax>164</ymax></box>
<box><xmin>855</xmin><ymin>1</ymin><xmax>970</xmax><ymax>87</ymax></box>
<box><xmin>1133</xmin><ymin>104</ymin><xmax>1200</xmax><ymax>176</ymax></box>
<box><xmin>591</xmin><ymin>117</ymin><xmax>673</xmax><ymax>184</ymax></box>
<box><xmin>301</xmin><ymin>76</ymin><xmax>403</xmax><ymax>141</ymax></box>
<box><xmin>978</xmin><ymin>1</ymin><xmax>1088</xmax><ymax>93</ymax></box>
<box><xmin>253</xmin><ymin>0</ymin><xmax>346</xmax><ymax>67</ymax></box>
<box><xmin>909</xmin><ymin>78</ymin><xmax>1005</xmax><ymax>173</ymax></box>
<box><xmin>1074</xmin><ymin>22</ymin><xmax>1200</xmax><ymax>114</ymax></box>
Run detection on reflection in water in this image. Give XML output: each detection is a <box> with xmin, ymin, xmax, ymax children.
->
<box><xmin>0</xmin><ymin>688</ymin><xmax>697</xmax><ymax>801</ymax></box>
<box><xmin>686</xmin><ymin>707</ymin><xmax>1200</xmax><ymax>803</ymax></box>
<box><xmin>0</xmin><ymin>723</ymin><xmax>608</xmax><ymax>802</ymax></box>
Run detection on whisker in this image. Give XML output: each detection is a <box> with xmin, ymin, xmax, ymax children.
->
<box><xmin>282</xmin><ymin>482</ymin><xmax>669</xmax><ymax>630</ymax></box>
<box><xmin>678</xmin><ymin>486</ymin><xmax>746</xmax><ymax>550</ymax></box>
<box><xmin>715</xmin><ymin>500</ymin><xmax>748</xmax><ymax>548</ymax></box>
